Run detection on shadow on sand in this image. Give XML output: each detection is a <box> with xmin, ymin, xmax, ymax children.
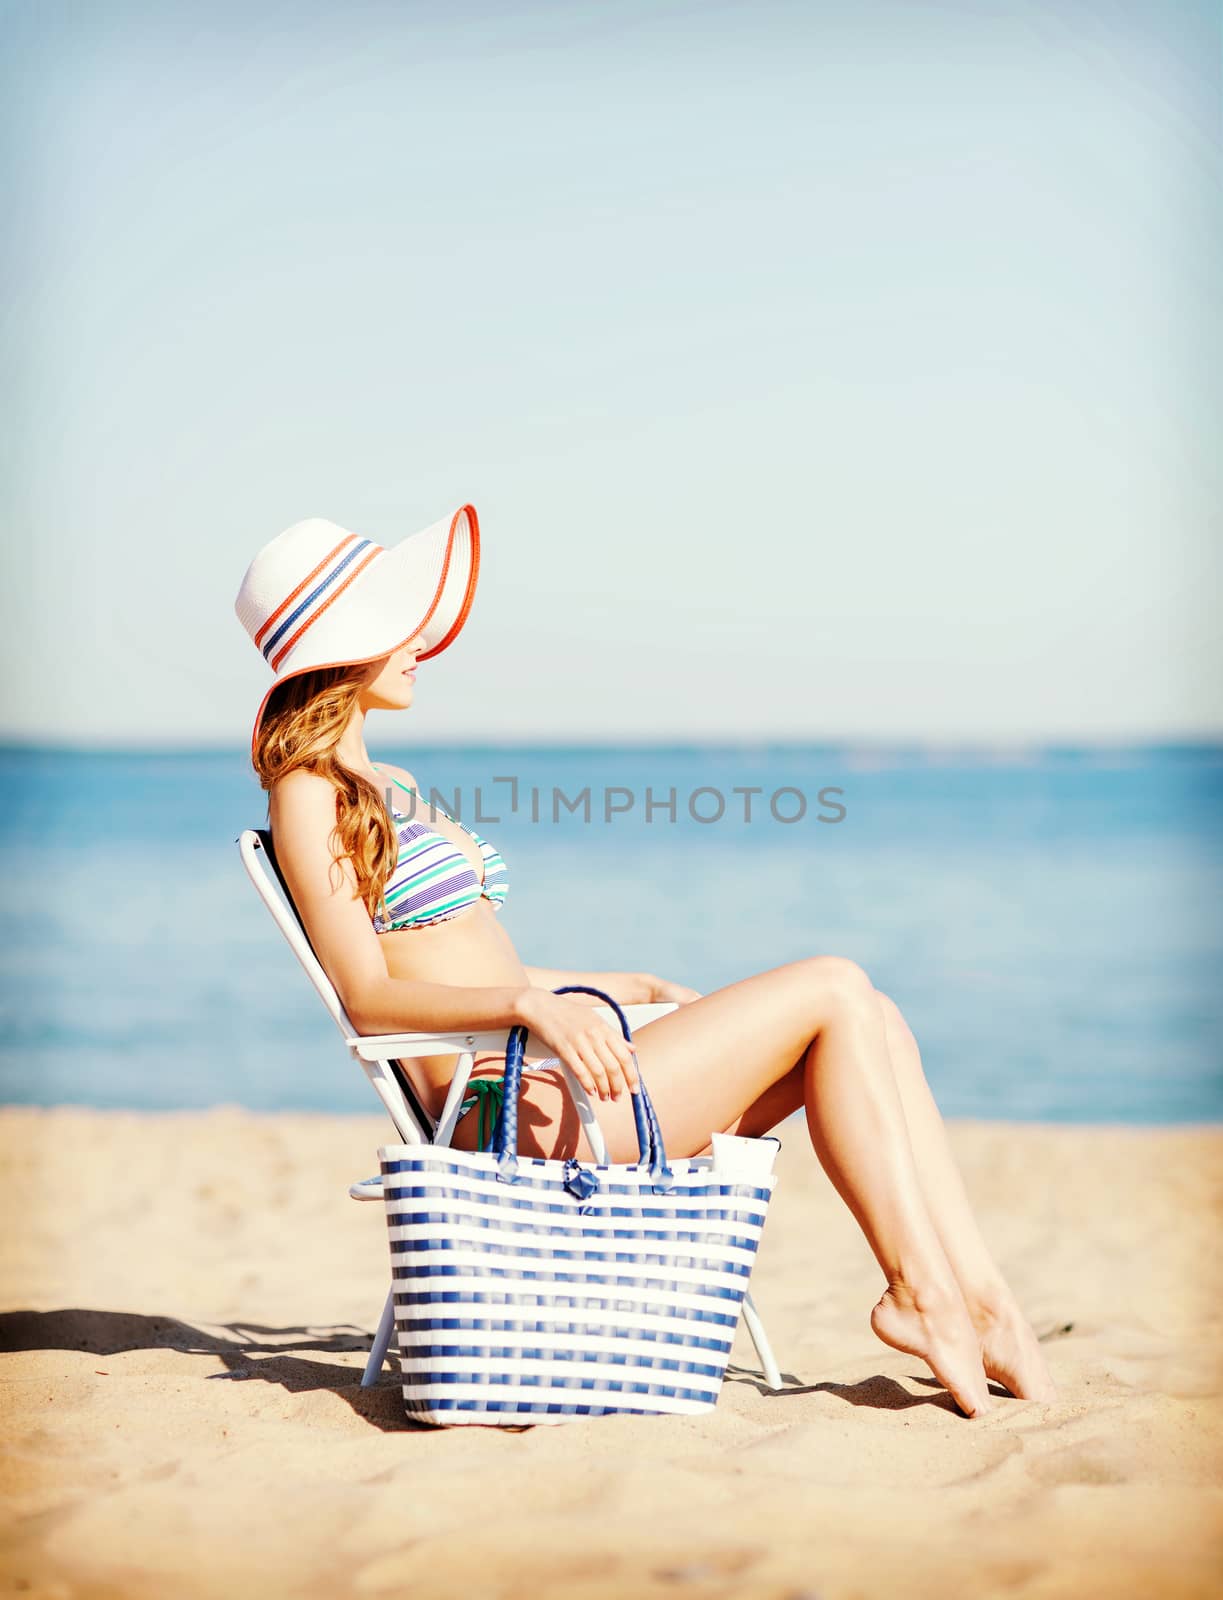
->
<box><xmin>1</xmin><ymin>1309</ymin><xmax>977</xmax><ymax>1427</ymax></box>
<box><xmin>0</xmin><ymin>1307</ymin><xmax>419</xmax><ymax>1432</ymax></box>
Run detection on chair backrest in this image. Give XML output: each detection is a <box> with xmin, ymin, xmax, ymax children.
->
<box><xmin>237</xmin><ymin>828</ymin><xmax>436</xmax><ymax>1143</ymax></box>
<box><xmin>241</xmin><ymin>828</ymin><xmax>354</xmax><ymax>1037</ymax></box>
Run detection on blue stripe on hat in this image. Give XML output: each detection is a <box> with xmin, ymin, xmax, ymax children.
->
<box><xmin>261</xmin><ymin>538</ymin><xmax>374</xmax><ymax>661</ymax></box>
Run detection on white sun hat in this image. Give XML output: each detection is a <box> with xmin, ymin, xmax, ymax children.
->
<box><xmin>235</xmin><ymin>504</ymin><xmax>479</xmax><ymax>754</ymax></box>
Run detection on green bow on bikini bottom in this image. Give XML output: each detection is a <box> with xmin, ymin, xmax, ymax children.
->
<box><xmin>459</xmin><ymin>1076</ymin><xmax>506</xmax><ymax>1153</ymax></box>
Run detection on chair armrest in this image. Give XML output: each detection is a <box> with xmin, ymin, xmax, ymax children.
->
<box><xmin>349</xmin><ymin>1030</ymin><xmax>545</xmax><ymax>1061</ymax></box>
<box><xmin>347</xmin><ymin>1001</ymin><xmax>678</xmax><ymax>1063</ymax></box>
<box><xmin>617</xmin><ymin>1001</ymin><xmax>679</xmax><ymax>1028</ymax></box>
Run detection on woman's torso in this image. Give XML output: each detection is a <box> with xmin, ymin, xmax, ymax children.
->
<box><xmin>371</xmin><ymin>769</ymin><xmax>541</xmax><ymax>1118</ymax></box>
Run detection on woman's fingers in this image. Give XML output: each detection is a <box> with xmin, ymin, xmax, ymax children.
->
<box><xmin>589</xmin><ymin>1029</ymin><xmax>637</xmax><ymax>1100</ymax></box>
<box><xmin>561</xmin><ymin>1031</ymin><xmax>626</xmax><ymax>1103</ymax></box>
<box><xmin>560</xmin><ymin>1036</ymin><xmax>642</xmax><ymax>1103</ymax></box>
<box><xmin>538</xmin><ymin>1004</ymin><xmax>640</xmax><ymax>1104</ymax></box>
<box><xmin>558</xmin><ymin>1045</ymin><xmax>598</xmax><ymax>1100</ymax></box>
<box><xmin>612</xmin><ymin>1033</ymin><xmax>640</xmax><ymax>1095</ymax></box>
<box><xmin>568</xmin><ymin>1061</ymin><xmax>601</xmax><ymax>1102</ymax></box>
<box><xmin>572</xmin><ymin>1038</ymin><xmax>611</xmax><ymax>1101</ymax></box>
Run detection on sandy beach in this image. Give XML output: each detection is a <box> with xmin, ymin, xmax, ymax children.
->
<box><xmin>1</xmin><ymin>1108</ymin><xmax>1220</xmax><ymax>1599</ymax></box>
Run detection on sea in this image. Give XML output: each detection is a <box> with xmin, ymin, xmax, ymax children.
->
<box><xmin>1</xmin><ymin>744</ymin><xmax>1220</xmax><ymax>1123</ymax></box>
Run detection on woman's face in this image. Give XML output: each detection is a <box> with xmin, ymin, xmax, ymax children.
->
<box><xmin>358</xmin><ymin>634</ymin><xmax>426</xmax><ymax>712</ymax></box>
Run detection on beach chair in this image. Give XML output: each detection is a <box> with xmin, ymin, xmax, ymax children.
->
<box><xmin>237</xmin><ymin>827</ymin><xmax>783</xmax><ymax>1392</ymax></box>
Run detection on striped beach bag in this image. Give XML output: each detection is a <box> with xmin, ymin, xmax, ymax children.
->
<box><xmin>378</xmin><ymin>985</ymin><xmax>781</xmax><ymax>1425</ymax></box>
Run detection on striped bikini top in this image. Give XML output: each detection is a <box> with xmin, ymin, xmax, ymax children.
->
<box><xmin>372</xmin><ymin>767</ymin><xmax>509</xmax><ymax>933</ymax></box>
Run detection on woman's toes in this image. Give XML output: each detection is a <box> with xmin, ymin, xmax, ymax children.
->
<box><xmin>971</xmin><ymin>1296</ymin><xmax>1059</xmax><ymax>1402</ymax></box>
<box><xmin>870</xmin><ymin>1283</ymin><xmax>993</xmax><ymax>1418</ymax></box>
<box><xmin>981</xmin><ymin>1322</ymin><xmax>1058</xmax><ymax>1402</ymax></box>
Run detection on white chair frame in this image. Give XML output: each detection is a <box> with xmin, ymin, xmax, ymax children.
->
<box><xmin>237</xmin><ymin>828</ymin><xmax>782</xmax><ymax>1392</ymax></box>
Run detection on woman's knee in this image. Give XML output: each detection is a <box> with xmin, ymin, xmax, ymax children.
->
<box><xmin>792</xmin><ymin>955</ymin><xmax>878</xmax><ymax>1022</ymax></box>
<box><xmin>797</xmin><ymin>953</ymin><xmax>877</xmax><ymax>1004</ymax></box>
<box><xmin>874</xmin><ymin>988</ymin><xmax>914</xmax><ymax>1039</ymax></box>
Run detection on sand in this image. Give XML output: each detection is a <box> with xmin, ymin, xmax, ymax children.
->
<box><xmin>1</xmin><ymin>1107</ymin><xmax>1220</xmax><ymax>1600</ymax></box>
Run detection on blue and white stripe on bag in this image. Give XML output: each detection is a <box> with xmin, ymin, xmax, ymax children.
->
<box><xmin>377</xmin><ymin>984</ymin><xmax>780</xmax><ymax>1425</ymax></box>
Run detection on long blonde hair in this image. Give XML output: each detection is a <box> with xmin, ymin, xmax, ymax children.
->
<box><xmin>252</xmin><ymin>664</ymin><xmax>398</xmax><ymax>923</ymax></box>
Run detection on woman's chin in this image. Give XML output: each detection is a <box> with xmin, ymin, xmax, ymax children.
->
<box><xmin>367</xmin><ymin>691</ymin><xmax>414</xmax><ymax>713</ymax></box>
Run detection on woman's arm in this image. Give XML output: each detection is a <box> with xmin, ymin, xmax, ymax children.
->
<box><xmin>271</xmin><ymin>770</ymin><xmax>528</xmax><ymax>1035</ymax></box>
<box><xmin>268</xmin><ymin>774</ymin><xmax>641</xmax><ymax>1110</ymax></box>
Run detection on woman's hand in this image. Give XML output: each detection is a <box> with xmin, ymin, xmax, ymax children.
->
<box><xmin>515</xmin><ymin>987</ymin><xmax>641</xmax><ymax>1103</ymax></box>
<box><xmin>640</xmin><ymin>972</ymin><xmax>703</xmax><ymax>1006</ymax></box>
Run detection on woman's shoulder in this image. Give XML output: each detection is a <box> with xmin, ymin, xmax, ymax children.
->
<box><xmin>374</xmin><ymin>759</ymin><xmax>419</xmax><ymax>796</ymax></box>
<box><xmin>268</xmin><ymin>767</ymin><xmax>338</xmax><ymax>824</ymax></box>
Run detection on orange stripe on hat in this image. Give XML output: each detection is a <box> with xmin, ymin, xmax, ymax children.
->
<box><xmin>414</xmin><ymin>504</ymin><xmax>481</xmax><ymax>660</ymax></box>
<box><xmin>254</xmin><ymin>534</ymin><xmax>359</xmax><ymax>650</ymax></box>
<box><xmin>269</xmin><ymin>546</ymin><xmax>384</xmax><ymax>672</ymax></box>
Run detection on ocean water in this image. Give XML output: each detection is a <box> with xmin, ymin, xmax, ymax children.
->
<box><xmin>1</xmin><ymin>744</ymin><xmax>1220</xmax><ymax>1123</ymax></box>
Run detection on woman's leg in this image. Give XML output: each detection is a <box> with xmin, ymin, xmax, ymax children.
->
<box><xmin>723</xmin><ymin>989</ymin><xmax>1057</xmax><ymax>1401</ymax></box>
<box><xmin>471</xmin><ymin>957</ymin><xmax>994</xmax><ymax>1417</ymax></box>
<box><xmin>453</xmin><ymin>969</ymin><xmax>1054</xmax><ymax>1406</ymax></box>
<box><xmin>869</xmin><ymin>995</ymin><xmax>1057</xmax><ymax>1401</ymax></box>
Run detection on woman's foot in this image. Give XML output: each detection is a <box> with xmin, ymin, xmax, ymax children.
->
<box><xmin>967</xmin><ymin>1287</ymin><xmax>1058</xmax><ymax>1402</ymax></box>
<box><xmin>871</xmin><ymin>1281</ymin><xmax>993</xmax><ymax>1417</ymax></box>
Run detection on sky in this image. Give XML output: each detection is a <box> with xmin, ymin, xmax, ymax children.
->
<box><xmin>2</xmin><ymin>0</ymin><xmax>1220</xmax><ymax>746</ymax></box>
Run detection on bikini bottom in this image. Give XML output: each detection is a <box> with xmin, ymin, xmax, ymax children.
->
<box><xmin>457</xmin><ymin>1054</ymin><xmax>564</xmax><ymax>1152</ymax></box>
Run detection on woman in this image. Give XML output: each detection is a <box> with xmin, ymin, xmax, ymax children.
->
<box><xmin>236</xmin><ymin>504</ymin><xmax>1056</xmax><ymax>1419</ymax></box>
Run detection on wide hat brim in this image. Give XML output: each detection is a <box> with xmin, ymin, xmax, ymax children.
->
<box><xmin>243</xmin><ymin>504</ymin><xmax>479</xmax><ymax>758</ymax></box>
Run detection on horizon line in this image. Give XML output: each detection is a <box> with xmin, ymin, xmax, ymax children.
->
<box><xmin>3</xmin><ymin>735</ymin><xmax>1223</xmax><ymax>758</ymax></box>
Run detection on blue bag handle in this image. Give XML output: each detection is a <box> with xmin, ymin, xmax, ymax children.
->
<box><xmin>493</xmin><ymin>984</ymin><xmax>674</xmax><ymax>1193</ymax></box>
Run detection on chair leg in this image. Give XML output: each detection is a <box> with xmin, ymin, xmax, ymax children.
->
<box><xmin>742</xmin><ymin>1290</ymin><xmax>783</xmax><ymax>1391</ymax></box>
<box><xmin>361</xmin><ymin>1287</ymin><xmax>396</xmax><ymax>1388</ymax></box>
